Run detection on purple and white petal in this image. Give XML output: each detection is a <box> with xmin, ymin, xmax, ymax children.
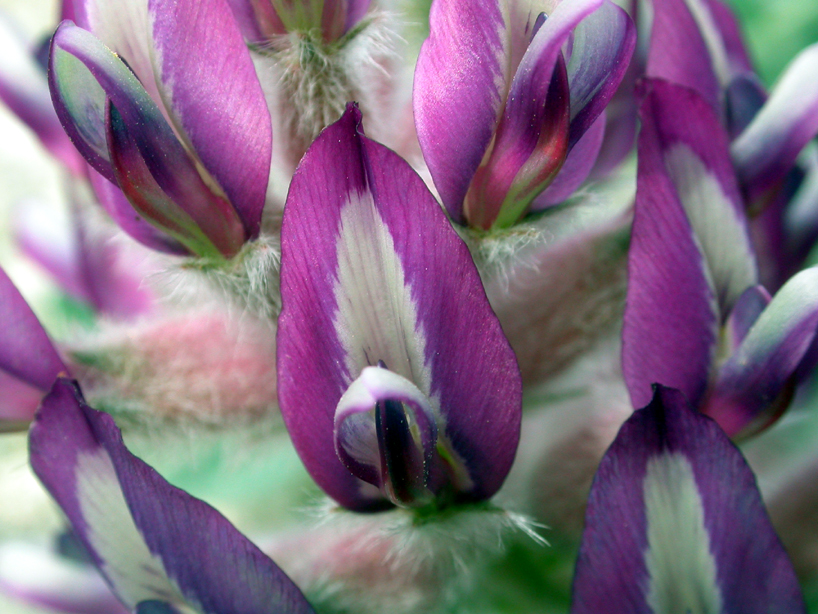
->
<box><xmin>639</xmin><ymin>79</ymin><xmax>756</xmax><ymax>315</ymax></box>
<box><xmin>565</xmin><ymin>0</ymin><xmax>635</xmax><ymax>146</ymax></box>
<box><xmin>278</xmin><ymin>105</ymin><xmax>521</xmax><ymax>510</ymax></box>
<box><xmin>706</xmin><ymin>266</ymin><xmax>818</xmax><ymax>438</ymax></box>
<box><xmin>646</xmin><ymin>0</ymin><xmax>721</xmax><ymax>110</ymax></box>
<box><xmin>30</xmin><ymin>378</ymin><xmax>316</xmax><ymax>614</ymax></box>
<box><xmin>149</xmin><ymin>0</ymin><xmax>272</xmax><ymax>239</ymax></box>
<box><xmin>571</xmin><ymin>385</ymin><xmax>806</xmax><ymax>613</ymax></box>
<box><xmin>732</xmin><ymin>43</ymin><xmax>818</xmax><ymax>202</ymax></box>
<box><xmin>0</xmin><ymin>15</ymin><xmax>82</xmax><ymax>175</ymax></box>
<box><xmin>532</xmin><ymin>112</ymin><xmax>606</xmax><ymax>209</ymax></box>
<box><xmin>621</xmin><ymin>83</ymin><xmax>720</xmax><ymax>410</ymax></box>
<box><xmin>696</xmin><ymin>0</ymin><xmax>754</xmax><ymax>76</ymax></box>
<box><xmin>0</xmin><ymin>267</ymin><xmax>67</xmax><ymax>396</ymax></box>
<box><xmin>724</xmin><ymin>284</ymin><xmax>770</xmax><ymax>352</ymax></box>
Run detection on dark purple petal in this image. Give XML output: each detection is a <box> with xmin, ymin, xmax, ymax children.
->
<box><xmin>706</xmin><ymin>267</ymin><xmax>818</xmax><ymax>438</ymax></box>
<box><xmin>87</xmin><ymin>168</ymin><xmax>188</xmax><ymax>256</ymax></box>
<box><xmin>732</xmin><ymin>44</ymin><xmax>818</xmax><ymax>203</ymax></box>
<box><xmin>29</xmin><ymin>378</ymin><xmax>316</xmax><ymax>614</ymax></box>
<box><xmin>532</xmin><ymin>112</ymin><xmax>606</xmax><ymax>209</ymax></box>
<box><xmin>621</xmin><ymin>83</ymin><xmax>721</xmax><ymax>410</ymax></box>
<box><xmin>637</xmin><ymin>79</ymin><xmax>756</xmax><ymax>315</ymax></box>
<box><xmin>724</xmin><ymin>72</ymin><xmax>767</xmax><ymax>139</ymax></box>
<box><xmin>149</xmin><ymin>0</ymin><xmax>272</xmax><ymax>239</ymax></box>
<box><xmin>278</xmin><ymin>105</ymin><xmax>521</xmax><ymax>510</ymax></box>
<box><xmin>0</xmin><ymin>267</ymin><xmax>67</xmax><ymax>395</ymax></box>
<box><xmin>413</xmin><ymin>0</ymin><xmax>510</xmax><ymax>222</ymax></box>
<box><xmin>571</xmin><ymin>385</ymin><xmax>806</xmax><ymax>614</ymax></box>
<box><xmin>565</xmin><ymin>0</ymin><xmax>636</xmax><ymax>147</ymax></box>
<box><xmin>646</xmin><ymin>0</ymin><xmax>721</xmax><ymax>110</ymax></box>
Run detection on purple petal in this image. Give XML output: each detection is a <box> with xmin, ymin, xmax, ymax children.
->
<box><xmin>732</xmin><ymin>44</ymin><xmax>818</xmax><ymax>203</ymax></box>
<box><xmin>532</xmin><ymin>111</ymin><xmax>606</xmax><ymax>209</ymax></box>
<box><xmin>51</xmin><ymin>22</ymin><xmax>246</xmax><ymax>257</ymax></box>
<box><xmin>413</xmin><ymin>0</ymin><xmax>511</xmax><ymax>222</ymax></box>
<box><xmin>0</xmin><ymin>267</ymin><xmax>67</xmax><ymax>395</ymax></box>
<box><xmin>0</xmin><ymin>371</ymin><xmax>44</xmax><ymax>428</ymax></box>
<box><xmin>646</xmin><ymin>0</ymin><xmax>721</xmax><ymax>110</ymax></box>
<box><xmin>149</xmin><ymin>0</ymin><xmax>272</xmax><ymax>239</ymax></box>
<box><xmin>622</xmin><ymin>82</ymin><xmax>721</xmax><ymax>410</ymax></box>
<box><xmin>277</xmin><ymin>105</ymin><xmax>521</xmax><ymax>510</ymax></box>
<box><xmin>724</xmin><ymin>72</ymin><xmax>767</xmax><ymax>139</ymax></box>
<box><xmin>0</xmin><ymin>15</ymin><xmax>83</xmax><ymax>175</ymax></box>
<box><xmin>724</xmin><ymin>284</ymin><xmax>770</xmax><ymax>351</ymax></box>
<box><xmin>565</xmin><ymin>0</ymin><xmax>636</xmax><ymax>147</ymax></box>
<box><xmin>87</xmin><ymin>168</ymin><xmax>188</xmax><ymax>256</ymax></box>
<box><xmin>224</xmin><ymin>0</ymin><xmax>279</xmax><ymax>44</ymax></box>
<box><xmin>571</xmin><ymin>385</ymin><xmax>806</xmax><ymax>613</ymax></box>
<box><xmin>697</xmin><ymin>0</ymin><xmax>754</xmax><ymax>75</ymax></box>
<box><xmin>638</xmin><ymin>79</ymin><xmax>756</xmax><ymax>315</ymax></box>
<box><xmin>29</xmin><ymin>378</ymin><xmax>316</xmax><ymax>614</ymax></box>
<box><xmin>706</xmin><ymin>267</ymin><xmax>818</xmax><ymax>438</ymax></box>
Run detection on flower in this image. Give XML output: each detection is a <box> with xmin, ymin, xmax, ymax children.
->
<box><xmin>277</xmin><ymin>105</ymin><xmax>522</xmax><ymax>510</ymax></box>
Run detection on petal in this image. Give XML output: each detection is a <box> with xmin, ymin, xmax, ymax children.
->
<box><xmin>639</xmin><ymin>79</ymin><xmax>756</xmax><ymax>314</ymax></box>
<box><xmin>724</xmin><ymin>284</ymin><xmax>770</xmax><ymax>352</ymax></box>
<box><xmin>565</xmin><ymin>0</ymin><xmax>636</xmax><ymax>146</ymax></box>
<box><xmin>706</xmin><ymin>267</ymin><xmax>818</xmax><ymax>438</ymax></box>
<box><xmin>732</xmin><ymin>43</ymin><xmax>818</xmax><ymax>202</ymax></box>
<box><xmin>724</xmin><ymin>72</ymin><xmax>767</xmax><ymax>139</ymax></box>
<box><xmin>29</xmin><ymin>378</ymin><xmax>316</xmax><ymax>614</ymax></box>
<box><xmin>0</xmin><ymin>14</ymin><xmax>82</xmax><ymax>174</ymax></box>
<box><xmin>621</xmin><ymin>82</ymin><xmax>721</xmax><ymax>410</ymax></box>
<box><xmin>531</xmin><ymin>111</ymin><xmax>606</xmax><ymax>209</ymax></box>
<box><xmin>334</xmin><ymin>366</ymin><xmax>438</xmax><ymax>508</ymax></box>
<box><xmin>571</xmin><ymin>385</ymin><xmax>806</xmax><ymax>613</ymax></box>
<box><xmin>87</xmin><ymin>168</ymin><xmax>188</xmax><ymax>256</ymax></box>
<box><xmin>149</xmin><ymin>0</ymin><xmax>272</xmax><ymax>239</ymax></box>
<box><xmin>646</xmin><ymin>0</ymin><xmax>721</xmax><ymax>110</ymax></box>
<box><xmin>413</xmin><ymin>0</ymin><xmax>511</xmax><ymax>222</ymax></box>
<box><xmin>277</xmin><ymin>105</ymin><xmax>521</xmax><ymax>510</ymax></box>
<box><xmin>0</xmin><ymin>267</ymin><xmax>67</xmax><ymax>395</ymax></box>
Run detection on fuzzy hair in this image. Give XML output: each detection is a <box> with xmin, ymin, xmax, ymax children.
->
<box><xmin>268</xmin><ymin>501</ymin><xmax>545</xmax><ymax>614</ymax></box>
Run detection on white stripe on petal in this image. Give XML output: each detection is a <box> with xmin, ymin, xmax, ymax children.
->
<box><xmin>643</xmin><ymin>452</ymin><xmax>723</xmax><ymax>614</ymax></box>
<box><xmin>333</xmin><ymin>190</ymin><xmax>433</xmax><ymax>401</ymax></box>
<box><xmin>665</xmin><ymin>143</ymin><xmax>757</xmax><ymax>314</ymax></box>
<box><xmin>76</xmin><ymin>449</ymin><xmax>190</xmax><ymax>611</ymax></box>
<box><xmin>682</xmin><ymin>0</ymin><xmax>731</xmax><ymax>87</ymax></box>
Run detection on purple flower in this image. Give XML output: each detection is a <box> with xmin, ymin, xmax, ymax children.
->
<box><xmin>276</xmin><ymin>105</ymin><xmax>522</xmax><ymax>510</ymax></box>
<box><xmin>414</xmin><ymin>0</ymin><xmax>635</xmax><ymax>229</ymax></box>
<box><xmin>48</xmin><ymin>0</ymin><xmax>272</xmax><ymax>258</ymax></box>
<box><xmin>572</xmin><ymin>385</ymin><xmax>805</xmax><ymax>612</ymax></box>
<box><xmin>622</xmin><ymin>79</ymin><xmax>818</xmax><ymax>439</ymax></box>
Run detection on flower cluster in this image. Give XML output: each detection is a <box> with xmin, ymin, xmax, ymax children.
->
<box><xmin>0</xmin><ymin>0</ymin><xmax>818</xmax><ymax>612</ymax></box>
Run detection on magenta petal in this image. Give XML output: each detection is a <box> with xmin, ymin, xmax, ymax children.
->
<box><xmin>571</xmin><ymin>385</ymin><xmax>805</xmax><ymax>613</ymax></box>
<box><xmin>706</xmin><ymin>267</ymin><xmax>818</xmax><ymax>438</ymax></box>
<box><xmin>0</xmin><ymin>268</ymin><xmax>67</xmax><ymax>397</ymax></box>
<box><xmin>413</xmin><ymin>0</ymin><xmax>510</xmax><ymax>222</ymax></box>
<box><xmin>532</xmin><ymin>112</ymin><xmax>606</xmax><ymax>209</ymax></box>
<box><xmin>621</xmin><ymin>83</ymin><xmax>721</xmax><ymax>410</ymax></box>
<box><xmin>149</xmin><ymin>0</ymin><xmax>272</xmax><ymax>239</ymax></box>
<box><xmin>565</xmin><ymin>0</ymin><xmax>636</xmax><ymax>147</ymax></box>
<box><xmin>29</xmin><ymin>379</ymin><xmax>316</xmax><ymax>614</ymax></box>
<box><xmin>278</xmin><ymin>105</ymin><xmax>521</xmax><ymax>510</ymax></box>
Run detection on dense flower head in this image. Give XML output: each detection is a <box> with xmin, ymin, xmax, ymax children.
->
<box><xmin>0</xmin><ymin>0</ymin><xmax>817</xmax><ymax>613</ymax></box>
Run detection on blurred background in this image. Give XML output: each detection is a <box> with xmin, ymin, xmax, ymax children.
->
<box><xmin>0</xmin><ymin>0</ymin><xmax>815</xmax><ymax>612</ymax></box>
